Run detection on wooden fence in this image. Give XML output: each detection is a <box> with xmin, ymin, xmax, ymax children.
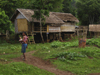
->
<box><xmin>75</xmin><ymin>26</ymin><xmax>89</xmax><ymax>39</ymax></box>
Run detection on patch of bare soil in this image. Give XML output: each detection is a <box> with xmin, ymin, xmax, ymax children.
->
<box><xmin>88</xmin><ymin>56</ymin><xmax>93</xmax><ymax>59</ymax></box>
<box><xmin>12</xmin><ymin>51</ymin><xmax>73</xmax><ymax>75</ymax></box>
<box><xmin>88</xmin><ymin>73</ymin><xmax>100</xmax><ymax>75</ymax></box>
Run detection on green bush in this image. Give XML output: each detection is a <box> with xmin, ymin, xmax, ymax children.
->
<box><xmin>51</xmin><ymin>40</ymin><xmax>78</xmax><ymax>48</ymax></box>
<box><xmin>51</xmin><ymin>41</ymin><xmax>62</xmax><ymax>48</ymax></box>
<box><xmin>80</xmin><ymin>47</ymin><xmax>100</xmax><ymax>57</ymax></box>
<box><xmin>52</xmin><ymin>52</ymin><xmax>86</xmax><ymax>61</ymax></box>
<box><xmin>86</xmin><ymin>38</ymin><xmax>100</xmax><ymax>47</ymax></box>
<box><xmin>42</xmin><ymin>46</ymin><xmax>49</xmax><ymax>50</ymax></box>
<box><xmin>63</xmin><ymin>41</ymin><xmax>78</xmax><ymax>47</ymax></box>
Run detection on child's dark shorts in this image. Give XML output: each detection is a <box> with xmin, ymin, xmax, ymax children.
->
<box><xmin>21</xmin><ymin>44</ymin><xmax>27</xmax><ymax>53</ymax></box>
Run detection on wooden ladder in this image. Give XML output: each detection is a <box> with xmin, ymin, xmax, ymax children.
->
<box><xmin>27</xmin><ymin>32</ymin><xmax>35</xmax><ymax>44</ymax></box>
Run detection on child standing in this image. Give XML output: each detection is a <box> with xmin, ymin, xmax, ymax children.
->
<box><xmin>19</xmin><ymin>32</ymin><xmax>28</xmax><ymax>61</ymax></box>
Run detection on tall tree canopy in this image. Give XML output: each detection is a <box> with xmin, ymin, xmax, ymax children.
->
<box><xmin>76</xmin><ymin>0</ymin><xmax>100</xmax><ymax>25</ymax></box>
<box><xmin>63</xmin><ymin>0</ymin><xmax>77</xmax><ymax>15</ymax></box>
<box><xmin>0</xmin><ymin>0</ymin><xmax>31</xmax><ymax>32</ymax></box>
<box><xmin>0</xmin><ymin>9</ymin><xmax>13</xmax><ymax>33</ymax></box>
<box><xmin>0</xmin><ymin>0</ymin><xmax>30</xmax><ymax>17</ymax></box>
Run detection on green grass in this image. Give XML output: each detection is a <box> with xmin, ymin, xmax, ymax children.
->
<box><xmin>0</xmin><ymin>42</ymin><xmax>55</xmax><ymax>75</ymax></box>
<box><xmin>0</xmin><ymin>62</ymin><xmax>55</xmax><ymax>75</ymax></box>
<box><xmin>52</xmin><ymin>46</ymin><xmax>100</xmax><ymax>75</ymax></box>
<box><xmin>33</xmin><ymin>38</ymin><xmax>100</xmax><ymax>75</ymax></box>
<box><xmin>0</xmin><ymin>43</ymin><xmax>41</xmax><ymax>61</ymax></box>
<box><xmin>1</xmin><ymin>38</ymin><xmax>100</xmax><ymax>75</ymax></box>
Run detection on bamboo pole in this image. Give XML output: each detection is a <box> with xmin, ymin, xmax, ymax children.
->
<box><xmin>6</xmin><ymin>30</ymin><xmax>9</xmax><ymax>40</ymax></box>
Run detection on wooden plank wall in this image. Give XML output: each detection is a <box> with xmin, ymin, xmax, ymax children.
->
<box><xmin>89</xmin><ymin>24</ymin><xmax>100</xmax><ymax>32</ymax></box>
<box><xmin>61</xmin><ymin>25</ymin><xmax>75</xmax><ymax>32</ymax></box>
<box><xmin>49</xmin><ymin>26</ymin><xmax>61</xmax><ymax>32</ymax></box>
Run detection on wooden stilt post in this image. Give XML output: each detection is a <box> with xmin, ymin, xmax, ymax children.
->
<box><xmin>77</xmin><ymin>30</ymin><xmax>80</xmax><ymax>40</ymax></box>
<box><xmin>59</xmin><ymin>32</ymin><xmax>63</xmax><ymax>42</ymax></box>
<box><xmin>53</xmin><ymin>33</ymin><xmax>55</xmax><ymax>41</ymax></box>
<box><xmin>32</xmin><ymin>23</ymin><xmax>35</xmax><ymax>44</ymax></box>
<box><xmin>47</xmin><ymin>25</ymin><xmax>49</xmax><ymax>43</ymax></box>
<box><xmin>46</xmin><ymin>33</ymin><xmax>49</xmax><ymax>42</ymax></box>
<box><xmin>59</xmin><ymin>32</ymin><xmax>60</xmax><ymax>40</ymax></box>
<box><xmin>90</xmin><ymin>32</ymin><xmax>92</xmax><ymax>38</ymax></box>
<box><xmin>6</xmin><ymin>30</ymin><xmax>9</xmax><ymax>40</ymax></box>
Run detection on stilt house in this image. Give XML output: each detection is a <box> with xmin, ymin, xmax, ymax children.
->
<box><xmin>11</xmin><ymin>9</ymin><xmax>79</xmax><ymax>43</ymax></box>
<box><xmin>52</xmin><ymin>12</ymin><xmax>79</xmax><ymax>40</ymax></box>
<box><xmin>89</xmin><ymin>24</ymin><xmax>100</xmax><ymax>38</ymax></box>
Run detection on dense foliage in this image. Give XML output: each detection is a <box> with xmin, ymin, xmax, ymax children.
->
<box><xmin>63</xmin><ymin>0</ymin><xmax>77</xmax><ymax>15</ymax></box>
<box><xmin>0</xmin><ymin>9</ymin><xmax>13</xmax><ymax>33</ymax></box>
<box><xmin>0</xmin><ymin>0</ymin><xmax>33</xmax><ymax>33</ymax></box>
<box><xmin>76</xmin><ymin>0</ymin><xmax>100</xmax><ymax>25</ymax></box>
<box><xmin>0</xmin><ymin>0</ymin><xmax>31</xmax><ymax>17</ymax></box>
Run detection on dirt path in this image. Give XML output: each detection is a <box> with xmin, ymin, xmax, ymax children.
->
<box><xmin>89</xmin><ymin>73</ymin><xmax>100</xmax><ymax>75</ymax></box>
<box><xmin>13</xmin><ymin>51</ymin><xmax>73</xmax><ymax>75</ymax></box>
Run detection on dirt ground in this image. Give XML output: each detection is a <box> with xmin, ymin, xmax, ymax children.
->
<box><xmin>13</xmin><ymin>51</ymin><xmax>73</xmax><ymax>75</ymax></box>
<box><xmin>12</xmin><ymin>51</ymin><xmax>100</xmax><ymax>75</ymax></box>
<box><xmin>89</xmin><ymin>73</ymin><xmax>100</xmax><ymax>75</ymax></box>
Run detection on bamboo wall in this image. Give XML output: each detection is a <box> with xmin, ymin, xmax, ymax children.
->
<box><xmin>15</xmin><ymin>13</ymin><xmax>28</xmax><ymax>33</ymax></box>
<box><xmin>61</xmin><ymin>22</ymin><xmax>75</xmax><ymax>32</ymax></box>
<box><xmin>89</xmin><ymin>24</ymin><xmax>100</xmax><ymax>32</ymax></box>
<box><xmin>17</xmin><ymin>19</ymin><xmax>28</xmax><ymax>32</ymax></box>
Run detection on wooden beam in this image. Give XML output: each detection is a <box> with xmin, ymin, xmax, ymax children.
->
<box><xmin>46</xmin><ymin>33</ymin><xmax>49</xmax><ymax>43</ymax></box>
<box><xmin>33</xmin><ymin>31</ymin><xmax>47</xmax><ymax>33</ymax></box>
<box><xmin>59</xmin><ymin>32</ymin><xmax>63</xmax><ymax>42</ymax></box>
<box><xmin>6</xmin><ymin>30</ymin><xmax>10</xmax><ymax>40</ymax></box>
<box><xmin>47</xmin><ymin>25</ymin><xmax>49</xmax><ymax>33</ymax></box>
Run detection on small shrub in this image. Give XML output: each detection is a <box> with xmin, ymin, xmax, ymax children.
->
<box><xmin>52</xmin><ymin>52</ymin><xmax>86</xmax><ymax>61</ymax></box>
<box><xmin>63</xmin><ymin>41</ymin><xmax>78</xmax><ymax>47</ymax></box>
<box><xmin>86</xmin><ymin>38</ymin><xmax>100</xmax><ymax>47</ymax></box>
<box><xmin>51</xmin><ymin>41</ymin><xmax>62</xmax><ymax>48</ymax></box>
<box><xmin>42</xmin><ymin>46</ymin><xmax>49</xmax><ymax>50</ymax></box>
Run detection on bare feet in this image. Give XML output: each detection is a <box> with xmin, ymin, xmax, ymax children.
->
<box><xmin>24</xmin><ymin>59</ymin><xmax>27</xmax><ymax>61</ymax></box>
<box><xmin>23</xmin><ymin>58</ymin><xmax>26</xmax><ymax>61</ymax></box>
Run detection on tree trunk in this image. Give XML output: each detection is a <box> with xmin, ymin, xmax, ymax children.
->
<box><xmin>40</xmin><ymin>16</ymin><xmax>44</xmax><ymax>43</ymax></box>
<box><xmin>89</xmin><ymin>15</ymin><xmax>95</xmax><ymax>24</ymax></box>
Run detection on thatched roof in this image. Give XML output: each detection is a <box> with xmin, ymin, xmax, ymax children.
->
<box><xmin>11</xmin><ymin>9</ymin><xmax>79</xmax><ymax>24</ymax></box>
<box><xmin>51</xmin><ymin>12</ymin><xmax>79</xmax><ymax>23</ymax></box>
<box><xmin>11</xmin><ymin>9</ymin><xmax>64</xmax><ymax>24</ymax></box>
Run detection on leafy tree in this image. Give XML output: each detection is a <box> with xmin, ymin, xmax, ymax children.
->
<box><xmin>76</xmin><ymin>0</ymin><xmax>100</xmax><ymax>25</ymax></box>
<box><xmin>63</xmin><ymin>0</ymin><xmax>77</xmax><ymax>15</ymax></box>
<box><xmin>50</xmin><ymin>0</ymin><xmax>64</xmax><ymax>12</ymax></box>
<box><xmin>32</xmin><ymin>0</ymin><xmax>64</xmax><ymax>43</ymax></box>
<box><xmin>0</xmin><ymin>0</ymin><xmax>30</xmax><ymax>17</ymax></box>
<box><xmin>0</xmin><ymin>9</ymin><xmax>13</xmax><ymax>33</ymax></box>
<box><xmin>63</xmin><ymin>0</ymin><xmax>72</xmax><ymax>13</ymax></box>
